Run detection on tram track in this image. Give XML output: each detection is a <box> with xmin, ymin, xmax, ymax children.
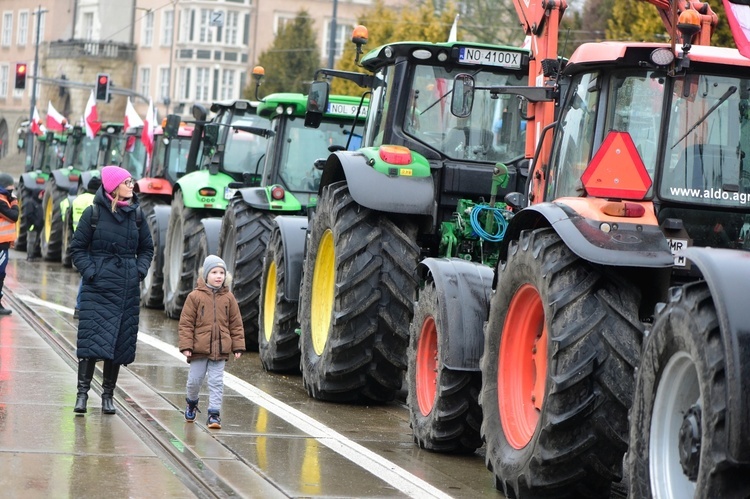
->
<box><xmin>6</xmin><ymin>288</ymin><xmax>252</xmax><ymax>499</ymax></box>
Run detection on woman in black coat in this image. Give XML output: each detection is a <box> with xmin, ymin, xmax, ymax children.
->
<box><xmin>69</xmin><ymin>165</ymin><xmax>154</xmax><ymax>415</ymax></box>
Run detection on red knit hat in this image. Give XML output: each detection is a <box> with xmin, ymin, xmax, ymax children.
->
<box><xmin>101</xmin><ymin>166</ymin><xmax>132</xmax><ymax>194</ymax></box>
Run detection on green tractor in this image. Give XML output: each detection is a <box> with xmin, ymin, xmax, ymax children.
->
<box><xmin>162</xmin><ymin>100</ymin><xmax>271</xmax><ymax>319</ymax></box>
<box><xmin>45</xmin><ymin>123</ymin><xmax>124</xmax><ymax>263</ymax></box>
<box><xmin>218</xmin><ymin>92</ymin><xmax>367</xmax><ymax>353</ymax></box>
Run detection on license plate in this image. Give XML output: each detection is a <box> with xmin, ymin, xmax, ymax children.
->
<box><xmin>457</xmin><ymin>47</ymin><xmax>522</xmax><ymax>69</ymax></box>
<box><xmin>224</xmin><ymin>187</ymin><xmax>237</xmax><ymax>200</ymax></box>
<box><xmin>667</xmin><ymin>238</ymin><xmax>689</xmax><ymax>266</ymax></box>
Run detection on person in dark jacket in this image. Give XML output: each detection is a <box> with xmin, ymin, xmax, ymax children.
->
<box><xmin>179</xmin><ymin>255</ymin><xmax>245</xmax><ymax>429</ymax></box>
<box><xmin>0</xmin><ymin>173</ymin><xmax>19</xmax><ymax>315</ymax></box>
<box><xmin>69</xmin><ymin>165</ymin><xmax>154</xmax><ymax>415</ymax></box>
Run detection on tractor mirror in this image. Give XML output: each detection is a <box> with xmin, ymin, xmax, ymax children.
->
<box><xmin>451</xmin><ymin>74</ymin><xmax>475</xmax><ymax>118</ymax></box>
<box><xmin>305</xmin><ymin>80</ymin><xmax>329</xmax><ymax>129</ymax></box>
<box><xmin>164</xmin><ymin>114</ymin><xmax>181</xmax><ymax>139</ymax></box>
<box><xmin>204</xmin><ymin>124</ymin><xmax>219</xmax><ymax>147</ymax></box>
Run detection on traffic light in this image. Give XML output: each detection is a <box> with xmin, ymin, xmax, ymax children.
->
<box><xmin>14</xmin><ymin>63</ymin><xmax>27</xmax><ymax>90</ymax></box>
<box><xmin>95</xmin><ymin>73</ymin><xmax>110</xmax><ymax>101</ymax></box>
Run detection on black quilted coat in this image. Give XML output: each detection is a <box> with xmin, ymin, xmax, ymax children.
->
<box><xmin>70</xmin><ymin>188</ymin><xmax>154</xmax><ymax>365</ymax></box>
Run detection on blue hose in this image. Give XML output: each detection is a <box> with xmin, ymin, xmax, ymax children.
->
<box><xmin>470</xmin><ymin>205</ymin><xmax>510</xmax><ymax>242</ymax></box>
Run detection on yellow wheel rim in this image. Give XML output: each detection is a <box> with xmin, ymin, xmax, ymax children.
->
<box><xmin>311</xmin><ymin>230</ymin><xmax>335</xmax><ymax>356</ymax></box>
<box><xmin>44</xmin><ymin>196</ymin><xmax>53</xmax><ymax>242</ymax></box>
<box><xmin>263</xmin><ymin>262</ymin><xmax>277</xmax><ymax>342</ymax></box>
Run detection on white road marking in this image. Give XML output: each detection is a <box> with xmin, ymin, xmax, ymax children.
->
<box><xmin>18</xmin><ymin>294</ymin><xmax>454</xmax><ymax>499</ymax></box>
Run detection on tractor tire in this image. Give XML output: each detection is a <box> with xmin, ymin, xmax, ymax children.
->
<box><xmin>298</xmin><ymin>181</ymin><xmax>419</xmax><ymax>403</ymax></box>
<box><xmin>218</xmin><ymin>198</ymin><xmax>274</xmax><ymax>351</ymax></box>
<box><xmin>259</xmin><ymin>225</ymin><xmax>301</xmax><ymax>373</ymax></box>
<box><xmin>15</xmin><ymin>184</ymin><xmax>32</xmax><ymax>252</ymax></box>
<box><xmin>139</xmin><ymin>196</ymin><xmax>169</xmax><ymax>309</ymax></box>
<box><xmin>61</xmin><ymin>205</ymin><xmax>73</xmax><ymax>268</ymax></box>
<box><xmin>407</xmin><ymin>280</ymin><xmax>482</xmax><ymax>453</ymax></box>
<box><xmin>628</xmin><ymin>282</ymin><xmax>750</xmax><ymax>499</ymax></box>
<box><xmin>163</xmin><ymin>190</ymin><xmax>205</xmax><ymax>319</ymax></box>
<box><xmin>480</xmin><ymin>227</ymin><xmax>643</xmax><ymax>498</ymax></box>
<box><xmin>40</xmin><ymin>179</ymin><xmax>65</xmax><ymax>261</ymax></box>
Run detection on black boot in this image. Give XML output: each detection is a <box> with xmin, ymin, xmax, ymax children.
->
<box><xmin>73</xmin><ymin>358</ymin><xmax>97</xmax><ymax>414</ymax></box>
<box><xmin>101</xmin><ymin>360</ymin><xmax>120</xmax><ymax>415</ymax></box>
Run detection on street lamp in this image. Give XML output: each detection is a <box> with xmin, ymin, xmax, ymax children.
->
<box><xmin>25</xmin><ymin>5</ymin><xmax>47</xmax><ymax>168</ymax></box>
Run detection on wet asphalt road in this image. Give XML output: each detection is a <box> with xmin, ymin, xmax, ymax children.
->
<box><xmin>3</xmin><ymin>249</ymin><xmax>501</xmax><ymax>498</ymax></box>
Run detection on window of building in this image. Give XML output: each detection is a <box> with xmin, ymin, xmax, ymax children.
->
<box><xmin>0</xmin><ymin>65</ymin><xmax>8</xmax><ymax>98</ymax></box>
<box><xmin>195</xmin><ymin>67</ymin><xmax>210</xmax><ymax>101</ymax></box>
<box><xmin>220</xmin><ymin>69</ymin><xmax>235</xmax><ymax>100</ymax></box>
<box><xmin>143</xmin><ymin>11</ymin><xmax>154</xmax><ymax>47</ymax></box>
<box><xmin>324</xmin><ymin>20</ymin><xmax>350</xmax><ymax>60</ymax></box>
<box><xmin>179</xmin><ymin>8</ymin><xmax>192</xmax><ymax>43</ymax></box>
<box><xmin>225</xmin><ymin>11</ymin><xmax>239</xmax><ymax>46</ymax></box>
<box><xmin>199</xmin><ymin>9</ymin><xmax>213</xmax><ymax>43</ymax></box>
<box><xmin>33</xmin><ymin>10</ymin><xmax>45</xmax><ymax>43</ymax></box>
<box><xmin>179</xmin><ymin>67</ymin><xmax>191</xmax><ymax>100</ymax></box>
<box><xmin>159</xmin><ymin>67</ymin><xmax>170</xmax><ymax>102</ymax></box>
<box><xmin>17</xmin><ymin>11</ymin><xmax>27</xmax><ymax>45</ymax></box>
<box><xmin>83</xmin><ymin>12</ymin><xmax>94</xmax><ymax>40</ymax></box>
<box><xmin>2</xmin><ymin>13</ymin><xmax>13</xmax><ymax>47</ymax></box>
<box><xmin>140</xmin><ymin>67</ymin><xmax>151</xmax><ymax>99</ymax></box>
<box><xmin>274</xmin><ymin>14</ymin><xmax>294</xmax><ymax>35</ymax></box>
<box><xmin>161</xmin><ymin>10</ymin><xmax>174</xmax><ymax>46</ymax></box>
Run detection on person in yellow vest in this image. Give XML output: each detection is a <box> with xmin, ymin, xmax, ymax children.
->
<box><xmin>72</xmin><ymin>176</ymin><xmax>102</xmax><ymax>319</ymax></box>
<box><xmin>0</xmin><ymin>173</ymin><xmax>19</xmax><ymax>315</ymax></box>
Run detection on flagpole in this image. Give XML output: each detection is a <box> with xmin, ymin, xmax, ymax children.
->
<box><xmin>25</xmin><ymin>5</ymin><xmax>45</xmax><ymax>168</ymax></box>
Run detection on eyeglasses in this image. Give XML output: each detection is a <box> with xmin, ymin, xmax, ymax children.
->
<box><xmin>122</xmin><ymin>178</ymin><xmax>135</xmax><ymax>187</ymax></box>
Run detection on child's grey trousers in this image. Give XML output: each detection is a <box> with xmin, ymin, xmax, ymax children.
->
<box><xmin>186</xmin><ymin>358</ymin><xmax>225</xmax><ymax>413</ymax></box>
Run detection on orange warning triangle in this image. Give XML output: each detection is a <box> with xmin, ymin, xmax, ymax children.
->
<box><xmin>581</xmin><ymin>131</ymin><xmax>652</xmax><ymax>199</ymax></box>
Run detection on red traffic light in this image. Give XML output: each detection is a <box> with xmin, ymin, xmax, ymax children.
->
<box><xmin>98</xmin><ymin>75</ymin><xmax>108</xmax><ymax>85</ymax></box>
<box><xmin>14</xmin><ymin>63</ymin><xmax>27</xmax><ymax>89</ymax></box>
<box><xmin>95</xmin><ymin>73</ymin><xmax>110</xmax><ymax>101</ymax></box>
<box><xmin>17</xmin><ymin>64</ymin><xmax>26</xmax><ymax>74</ymax></box>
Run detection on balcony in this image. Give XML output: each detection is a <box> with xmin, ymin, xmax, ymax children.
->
<box><xmin>48</xmin><ymin>40</ymin><xmax>136</xmax><ymax>61</ymax></box>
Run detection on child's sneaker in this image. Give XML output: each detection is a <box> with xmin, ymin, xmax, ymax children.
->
<box><xmin>207</xmin><ymin>411</ymin><xmax>221</xmax><ymax>429</ymax></box>
<box><xmin>185</xmin><ymin>398</ymin><xmax>200</xmax><ymax>422</ymax></box>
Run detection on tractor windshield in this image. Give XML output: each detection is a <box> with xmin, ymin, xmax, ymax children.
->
<box><xmin>659</xmin><ymin>74</ymin><xmax>750</xmax><ymax>209</ymax></box>
<box><xmin>152</xmin><ymin>136</ymin><xmax>193</xmax><ymax>184</ymax></box>
<box><xmin>223</xmin><ymin>116</ymin><xmax>268</xmax><ymax>175</ymax></box>
<box><xmin>276</xmin><ymin>116</ymin><xmax>356</xmax><ymax>193</ymax></box>
<box><xmin>404</xmin><ymin>65</ymin><xmax>527</xmax><ymax>162</ymax></box>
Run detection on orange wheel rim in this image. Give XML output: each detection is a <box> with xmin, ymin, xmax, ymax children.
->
<box><xmin>498</xmin><ymin>284</ymin><xmax>547</xmax><ymax>449</ymax></box>
<box><xmin>416</xmin><ymin>316</ymin><xmax>438</xmax><ymax>416</ymax></box>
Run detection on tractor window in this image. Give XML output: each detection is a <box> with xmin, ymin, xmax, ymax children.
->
<box><xmin>223</xmin><ymin>128</ymin><xmax>267</xmax><ymax>174</ymax></box>
<box><xmin>364</xmin><ymin>67</ymin><xmax>394</xmax><ymax>148</ymax></box>
<box><xmin>547</xmin><ymin>71</ymin><xmax>600</xmax><ymax>199</ymax></box>
<box><xmin>277</xmin><ymin>117</ymin><xmax>354</xmax><ymax>192</ymax></box>
<box><xmin>660</xmin><ymin>74</ymin><xmax>749</xmax><ymax>209</ymax></box>
<box><xmin>166</xmin><ymin>136</ymin><xmax>193</xmax><ymax>182</ymax></box>
<box><xmin>124</xmin><ymin>138</ymin><xmax>147</xmax><ymax>180</ymax></box>
<box><xmin>405</xmin><ymin>65</ymin><xmax>527</xmax><ymax>163</ymax></box>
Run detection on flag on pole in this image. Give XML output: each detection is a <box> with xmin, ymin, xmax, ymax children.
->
<box><xmin>141</xmin><ymin>98</ymin><xmax>155</xmax><ymax>155</ymax></box>
<box><xmin>84</xmin><ymin>90</ymin><xmax>101</xmax><ymax>139</ymax></box>
<box><xmin>448</xmin><ymin>14</ymin><xmax>459</xmax><ymax>43</ymax></box>
<box><xmin>30</xmin><ymin>106</ymin><xmax>45</xmax><ymax>136</ymax></box>
<box><xmin>46</xmin><ymin>101</ymin><xmax>67</xmax><ymax>132</ymax></box>
<box><xmin>723</xmin><ymin>0</ymin><xmax>750</xmax><ymax>58</ymax></box>
<box><xmin>124</xmin><ymin>98</ymin><xmax>145</xmax><ymax>152</ymax></box>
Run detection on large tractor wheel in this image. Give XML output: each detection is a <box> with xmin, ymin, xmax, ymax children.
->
<box><xmin>628</xmin><ymin>282</ymin><xmax>749</xmax><ymax>499</ymax></box>
<box><xmin>259</xmin><ymin>226</ymin><xmax>300</xmax><ymax>373</ymax></box>
<box><xmin>218</xmin><ymin>198</ymin><xmax>274</xmax><ymax>350</ymax></box>
<box><xmin>40</xmin><ymin>179</ymin><xmax>65</xmax><ymax>261</ymax></box>
<box><xmin>298</xmin><ymin>181</ymin><xmax>419</xmax><ymax>403</ymax></box>
<box><xmin>407</xmin><ymin>280</ymin><xmax>482</xmax><ymax>453</ymax></box>
<box><xmin>163</xmin><ymin>190</ymin><xmax>205</xmax><ymax>319</ymax></box>
<box><xmin>61</xmin><ymin>204</ymin><xmax>74</xmax><ymax>268</ymax></box>
<box><xmin>14</xmin><ymin>184</ymin><xmax>32</xmax><ymax>252</ymax></box>
<box><xmin>139</xmin><ymin>197</ymin><xmax>169</xmax><ymax>309</ymax></box>
<box><xmin>480</xmin><ymin>227</ymin><xmax>643</xmax><ymax>498</ymax></box>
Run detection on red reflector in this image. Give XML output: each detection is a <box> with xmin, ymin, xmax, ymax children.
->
<box><xmin>68</xmin><ymin>174</ymin><xmax>80</xmax><ymax>182</ymax></box>
<box><xmin>379</xmin><ymin>145</ymin><xmax>412</xmax><ymax>165</ymax></box>
<box><xmin>271</xmin><ymin>186</ymin><xmax>285</xmax><ymax>200</ymax></box>
<box><xmin>198</xmin><ymin>188</ymin><xmax>217</xmax><ymax>197</ymax></box>
<box><xmin>148</xmin><ymin>182</ymin><xmax>163</xmax><ymax>190</ymax></box>
<box><xmin>35</xmin><ymin>177</ymin><xmax>45</xmax><ymax>184</ymax></box>
<box><xmin>601</xmin><ymin>201</ymin><xmax>646</xmax><ymax>218</ymax></box>
<box><xmin>581</xmin><ymin>131</ymin><xmax>652</xmax><ymax>200</ymax></box>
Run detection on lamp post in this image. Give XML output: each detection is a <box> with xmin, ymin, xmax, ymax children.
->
<box><xmin>165</xmin><ymin>0</ymin><xmax>178</xmax><ymax>117</ymax></box>
<box><xmin>327</xmin><ymin>0</ymin><xmax>338</xmax><ymax>69</ymax></box>
<box><xmin>25</xmin><ymin>5</ymin><xmax>45</xmax><ymax>168</ymax></box>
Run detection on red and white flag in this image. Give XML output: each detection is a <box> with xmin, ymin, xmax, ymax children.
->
<box><xmin>124</xmin><ymin>98</ymin><xmax>144</xmax><ymax>152</ymax></box>
<box><xmin>84</xmin><ymin>90</ymin><xmax>101</xmax><ymax>139</ymax></box>
<box><xmin>141</xmin><ymin>98</ymin><xmax>155</xmax><ymax>155</ymax></box>
<box><xmin>30</xmin><ymin>106</ymin><xmax>45</xmax><ymax>136</ymax></box>
<box><xmin>46</xmin><ymin>101</ymin><xmax>67</xmax><ymax>132</ymax></box>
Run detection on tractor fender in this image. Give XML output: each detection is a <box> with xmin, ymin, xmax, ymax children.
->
<box><xmin>235</xmin><ymin>187</ymin><xmax>271</xmax><ymax>209</ymax></box>
<box><xmin>78</xmin><ymin>171</ymin><xmax>100</xmax><ymax>194</ymax></box>
<box><xmin>200</xmin><ymin>216</ymin><xmax>222</xmax><ymax>257</ymax></box>
<box><xmin>680</xmin><ymin>247</ymin><xmax>750</xmax><ymax>464</ymax></box>
<box><xmin>321</xmin><ymin>151</ymin><xmax>434</xmax><ymax>216</ymax></box>
<box><xmin>19</xmin><ymin>173</ymin><xmax>44</xmax><ymax>197</ymax></box>
<box><xmin>135</xmin><ymin>177</ymin><xmax>173</xmax><ymax>198</ymax></box>
<box><xmin>500</xmin><ymin>202</ymin><xmax>674</xmax><ymax>268</ymax></box>
<box><xmin>50</xmin><ymin>169</ymin><xmax>76</xmax><ymax>192</ymax></box>
<box><xmin>417</xmin><ymin>258</ymin><xmax>494</xmax><ymax>371</ymax></box>
<box><xmin>274</xmin><ymin>215</ymin><xmax>308</xmax><ymax>301</ymax></box>
<box><xmin>150</xmin><ymin>204</ymin><xmax>171</xmax><ymax>268</ymax></box>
